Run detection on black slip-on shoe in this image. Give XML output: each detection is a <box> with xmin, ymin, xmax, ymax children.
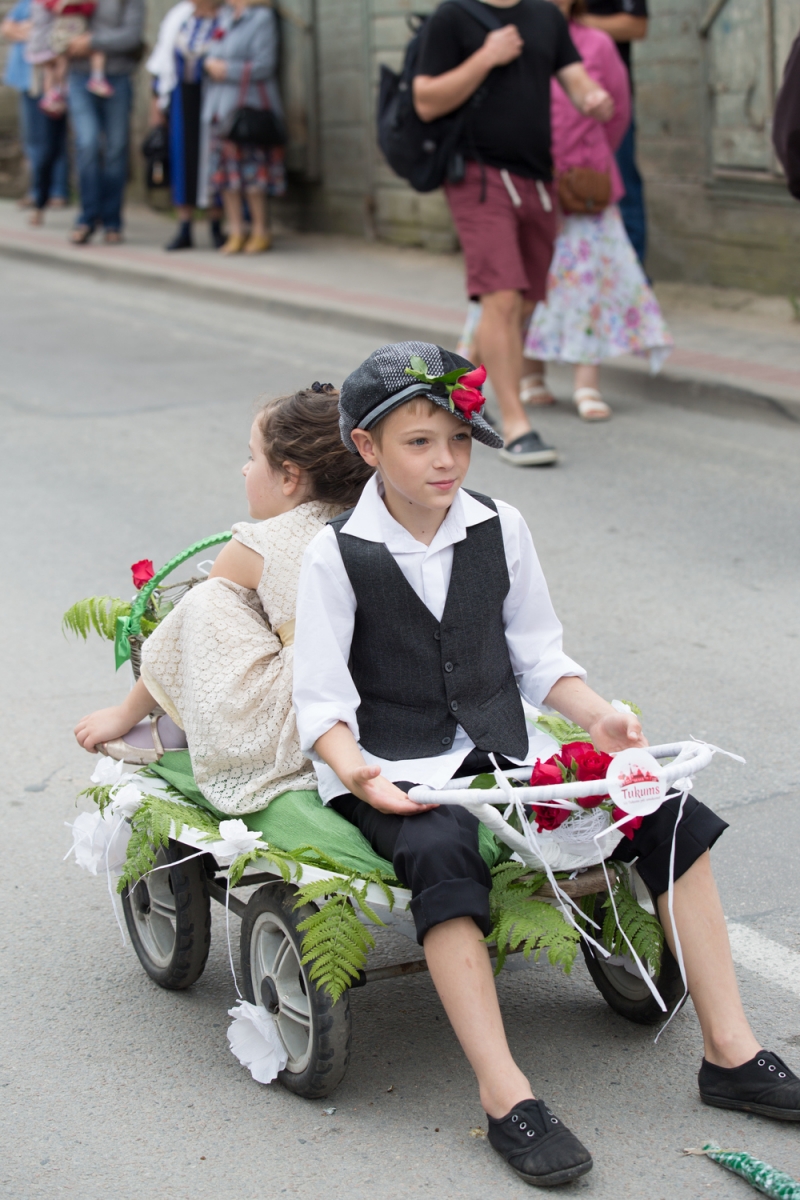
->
<box><xmin>699</xmin><ymin>1050</ymin><xmax>800</xmax><ymax>1121</ymax></box>
<box><xmin>498</xmin><ymin>431</ymin><xmax>559</xmax><ymax>467</ymax></box>
<box><xmin>487</xmin><ymin>1098</ymin><xmax>593</xmax><ymax>1187</ymax></box>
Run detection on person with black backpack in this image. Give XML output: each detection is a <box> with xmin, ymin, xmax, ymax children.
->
<box><xmin>411</xmin><ymin>0</ymin><xmax>613</xmax><ymax>466</ymax></box>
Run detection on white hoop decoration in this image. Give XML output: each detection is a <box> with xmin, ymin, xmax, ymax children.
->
<box><xmin>605</xmin><ymin>748</ymin><xmax>666</xmax><ymax>817</ymax></box>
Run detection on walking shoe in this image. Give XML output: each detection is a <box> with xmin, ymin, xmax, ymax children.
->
<box><xmin>498</xmin><ymin>431</ymin><xmax>558</xmax><ymax>467</ymax></box>
<box><xmin>699</xmin><ymin>1051</ymin><xmax>800</xmax><ymax>1121</ymax></box>
<box><xmin>166</xmin><ymin>220</ymin><xmax>193</xmax><ymax>251</ymax></box>
<box><xmin>487</xmin><ymin>1099</ymin><xmax>593</xmax><ymax>1187</ymax></box>
<box><xmin>86</xmin><ymin>77</ymin><xmax>114</xmax><ymax>98</ymax></box>
<box><xmin>39</xmin><ymin>88</ymin><xmax>67</xmax><ymax>117</ymax></box>
<box><xmin>210</xmin><ymin>218</ymin><xmax>225</xmax><ymax>249</ymax></box>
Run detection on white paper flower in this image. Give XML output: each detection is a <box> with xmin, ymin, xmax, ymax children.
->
<box><xmin>69</xmin><ymin>810</ymin><xmax>131</xmax><ymax>875</ymax></box>
<box><xmin>214</xmin><ymin>819</ymin><xmax>264</xmax><ymax>857</ymax></box>
<box><xmin>611</xmin><ymin>699</ymin><xmax>634</xmax><ymax>715</ymax></box>
<box><xmin>90</xmin><ymin>756</ymin><xmax>130</xmax><ymax>787</ymax></box>
<box><xmin>109</xmin><ymin>782</ymin><xmax>144</xmax><ymax>819</ymax></box>
<box><xmin>227</xmin><ymin>1002</ymin><xmax>288</xmax><ymax>1084</ymax></box>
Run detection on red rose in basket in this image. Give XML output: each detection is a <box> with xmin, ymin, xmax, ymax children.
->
<box><xmin>529</xmin><ymin>759</ymin><xmax>571</xmax><ymax>832</ymax></box>
<box><xmin>559</xmin><ymin>741</ymin><xmax>613</xmax><ymax>808</ymax></box>
<box><xmin>131</xmin><ymin>559</ymin><xmax>155</xmax><ymax>590</ymax></box>
<box><xmin>612</xmin><ymin>806</ymin><xmax>644</xmax><ymax>839</ymax></box>
<box><xmin>451</xmin><ymin>365</ymin><xmax>487</xmax><ymax>420</ymax></box>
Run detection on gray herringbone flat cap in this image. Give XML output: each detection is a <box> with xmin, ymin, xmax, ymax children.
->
<box><xmin>338</xmin><ymin>341</ymin><xmax>503</xmax><ymax>453</ymax></box>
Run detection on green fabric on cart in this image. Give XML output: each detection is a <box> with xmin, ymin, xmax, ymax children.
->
<box><xmin>151</xmin><ymin>751</ymin><xmax>503</xmax><ymax>879</ymax></box>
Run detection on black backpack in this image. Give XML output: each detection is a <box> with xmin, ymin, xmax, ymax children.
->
<box><xmin>377</xmin><ymin>0</ymin><xmax>502</xmax><ymax>194</ymax></box>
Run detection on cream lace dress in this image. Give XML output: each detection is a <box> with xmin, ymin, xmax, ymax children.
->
<box><xmin>140</xmin><ymin>500</ymin><xmax>342</xmax><ymax>815</ymax></box>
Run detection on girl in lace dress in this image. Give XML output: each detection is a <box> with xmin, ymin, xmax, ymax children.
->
<box><xmin>73</xmin><ymin>386</ymin><xmax>373</xmax><ymax>815</ymax></box>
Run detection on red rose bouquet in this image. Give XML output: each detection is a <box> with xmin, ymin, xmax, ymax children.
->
<box><xmin>529</xmin><ymin>741</ymin><xmax>641</xmax><ymax>839</ymax></box>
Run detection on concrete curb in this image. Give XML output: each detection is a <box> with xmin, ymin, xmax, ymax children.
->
<box><xmin>3</xmin><ymin>231</ymin><xmax>798</xmax><ymax>424</ymax></box>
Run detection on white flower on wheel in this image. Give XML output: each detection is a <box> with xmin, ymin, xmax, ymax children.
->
<box><xmin>90</xmin><ymin>756</ymin><xmax>133</xmax><ymax>788</ymax></box>
<box><xmin>227</xmin><ymin>1001</ymin><xmax>288</xmax><ymax>1084</ymax></box>
<box><xmin>108</xmin><ymin>782</ymin><xmax>145</xmax><ymax>819</ymax></box>
<box><xmin>68</xmin><ymin>809</ymin><xmax>131</xmax><ymax>875</ymax></box>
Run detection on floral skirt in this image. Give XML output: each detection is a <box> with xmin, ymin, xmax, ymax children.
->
<box><xmin>524</xmin><ymin>205</ymin><xmax>673</xmax><ymax>371</ymax></box>
<box><xmin>208</xmin><ymin>131</ymin><xmax>286</xmax><ymax>198</ymax></box>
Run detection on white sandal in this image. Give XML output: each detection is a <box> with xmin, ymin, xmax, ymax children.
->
<box><xmin>520</xmin><ymin>373</ymin><xmax>555</xmax><ymax>406</ymax></box>
<box><xmin>574</xmin><ymin>387</ymin><xmax>611</xmax><ymax>421</ymax></box>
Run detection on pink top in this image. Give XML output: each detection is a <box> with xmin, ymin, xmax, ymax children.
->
<box><xmin>550</xmin><ymin>22</ymin><xmax>631</xmax><ymax>204</ymax></box>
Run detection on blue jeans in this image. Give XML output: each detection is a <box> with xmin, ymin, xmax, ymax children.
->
<box><xmin>68</xmin><ymin>73</ymin><xmax>133</xmax><ymax>232</ymax></box>
<box><xmin>19</xmin><ymin>93</ymin><xmax>69</xmax><ymax>202</ymax></box>
<box><xmin>615</xmin><ymin>116</ymin><xmax>647</xmax><ymax>267</ymax></box>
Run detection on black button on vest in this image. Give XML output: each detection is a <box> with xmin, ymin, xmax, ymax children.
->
<box><xmin>330</xmin><ymin>491</ymin><xmax>528</xmax><ymax>761</ymax></box>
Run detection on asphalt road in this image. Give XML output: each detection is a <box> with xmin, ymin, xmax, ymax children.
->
<box><xmin>1</xmin><ymin>256</ymin><xmax>799</xmax><ymax>1200</ymax></box>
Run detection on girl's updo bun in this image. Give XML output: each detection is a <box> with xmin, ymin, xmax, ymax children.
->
<box><xmin>258</xmin><ymin>386</ymin><xmax>373</xmax><ymax>508</ymax></box>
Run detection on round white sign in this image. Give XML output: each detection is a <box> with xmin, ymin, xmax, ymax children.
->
<box><xmin>606</xmin><ymin>747</ymin><xmax>667</xmax><ymax>817</ymax></box>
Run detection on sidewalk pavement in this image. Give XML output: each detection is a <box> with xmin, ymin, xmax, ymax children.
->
<box><xmin>2</xmin><ymin>199</ymin><xmax>798</xmax><ymax>415</ymax></box>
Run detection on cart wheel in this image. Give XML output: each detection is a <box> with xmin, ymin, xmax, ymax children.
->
<box><xmin>580</xmin><ymin>890</ymin><xmax>686</xmax><ymax>1025</ymax></box>
<box><xmin>241</xmin><ymin>882</ymin><xmax>351</xmax><ymax>1099</ymax></box>
<box><xmin>121</xmin><ymin>840</ymin><xmax>211</xmax><ymax>989</ymax></box>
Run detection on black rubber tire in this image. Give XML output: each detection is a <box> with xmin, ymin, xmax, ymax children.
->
<box><xmin>241</xmin><ymin>882</ymin><xmax>351</xmax><ymax>1099</ymax></box>
<box><xmin>121</xmin><ymin>839</ymin><xmax>211</xmax><ymax>990</ymax></box>
<box><xmin>580</xmin><ymin>889</ymin><xmax>686</xmax><ymax>1025</ymax></box>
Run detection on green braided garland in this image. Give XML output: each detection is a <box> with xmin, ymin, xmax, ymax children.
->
<box><xmin>690</xmin><ymin>1144</ymin><xmax>800</xmax><ymax>1199</ymax></box>
<box><xmin>114</xmin><ymin>532</ymin><xmax>232</xmax><ymax>669</ymax></box>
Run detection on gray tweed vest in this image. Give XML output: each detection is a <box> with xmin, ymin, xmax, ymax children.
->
<box><xmin>330</xmin><ymin>491</ymin><xmax>528</xmax><ymax>761</ymax></box>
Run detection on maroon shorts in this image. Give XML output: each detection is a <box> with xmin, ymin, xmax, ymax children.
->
<box><xmin>445</xmin><ymin>162</ymin><xmax>557</xmax><ymax>304</ymax></box>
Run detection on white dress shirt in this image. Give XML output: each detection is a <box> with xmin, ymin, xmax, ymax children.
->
<box><xmin>293</xmin><ymin>475</ymin><xmax>585</xmax><ymax>802</ymax></box>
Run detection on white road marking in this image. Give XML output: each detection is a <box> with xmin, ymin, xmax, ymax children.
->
<box><xmin>727</xmin><ymin>921</ymin><xmax>800</xmax><ymax>999</ymax></box>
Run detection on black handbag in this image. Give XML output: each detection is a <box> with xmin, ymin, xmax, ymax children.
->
<box><xmin>141</xmin><ymin>123</ymin><xmax>170</xmax><ymax>189</ymax></box>
<box><xmin>221</xmin><ymin>61</ymin><xmax>286</xmax><ymax>149</ymax></box>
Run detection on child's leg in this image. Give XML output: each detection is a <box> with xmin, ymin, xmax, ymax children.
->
<box><xmin>86</xmin><ymin>51</ymin><xmax>114</xmax><ymax>97</ymax></box>
<box><xmin>424</xmin><ymin>916</ymin><xmax>534</xmax><ymax>1117</ymax></box>
<box><xmin>573</xmin><ymin>363</ymin><xmax>611</xmax><ymax>420</ymax></box>
<box><xmin>657</xmin><ymin>850</ymin><xmax>761</xmax><ymax>1067</ymax></box>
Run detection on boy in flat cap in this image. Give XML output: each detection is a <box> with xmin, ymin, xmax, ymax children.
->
<box><xmin>293</xmin><ymin>341</ymin><xmax>800</xmax><ymax>1187</ymax></box>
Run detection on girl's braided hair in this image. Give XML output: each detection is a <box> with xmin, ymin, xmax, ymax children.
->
<box><xmin>257</xmin><ymin>383</ymin><xmax>373</xmax><ymax>507</ymax></box>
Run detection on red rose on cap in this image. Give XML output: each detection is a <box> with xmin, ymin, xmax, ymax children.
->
<box><xmin>131</xmin><ymin>559</ymin><xmax>155</xmax><ymax>589</ymax></box>
<box><xmin>451</xmin><ymin>364</ymin><xmax>487</xmax><ymax>420</ymax></box>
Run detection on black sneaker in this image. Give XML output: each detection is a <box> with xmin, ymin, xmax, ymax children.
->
<box><xmin>498</xmin><ymin>431</ymin><xmax>559</xmax><ymax>467</ymax></box>
<box><xmin>487</xmin><ymin>1098</ymin><xmax>593</xmax><ymax>1187</ymax></box>
<box><xmin>699</xmin><ymin>1051</ymin><xmax>800</xmax><ymax>1121</ymax></box>
<box><xmin>165</xmin><ymin>221</ymin><xmax>193</xmax><ymax>251</ymax></box>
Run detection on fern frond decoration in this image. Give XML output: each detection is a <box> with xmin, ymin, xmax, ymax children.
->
<box><xmin>116</xmin><ymin>793</ymin><xmax>222</xmax><ymax>893</ymax></box>
<box><xmin>78</xmin><ymin>783</ymin><xmax>114</xmax><ymax>813</ymax></box>
<box><xmin>487</xmin><ymin>861</ymin><xmax>581</xmax><ymax>974</ymax></box>
<box><xmin>601</xmin><ymin>866</ymin><xmax>663</xmax><ymax>972</ymax></box>
<box><xmin>227</xmin><ymin>844</ymin><xmax>298</xmax><ymax>887</ymax></box>
<box><xmin>62</xmin><ymin>596</ymin><xmax>158</xmax><ymax>643</ymax></box>
<box><xmin>532</xmin><ymin>713</ymin><xmax>591</xmax><ymax>745</ymax></box>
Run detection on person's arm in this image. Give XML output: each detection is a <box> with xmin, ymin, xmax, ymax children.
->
<box><xmin>544</xmin><ymin>676</ymin><xmax>645</xmax><ymax>753</ymax></box>
<box><xmin>413</xmin><ymin>24</ymin><xmax>523</xmax><ymax>123</ymax></box>
<box><xmin>1</xmin><ymin>16</ymin><xmax>32</xmax><ymax>42</ymax></box>
<box><xmin>579</xmin><ymin>13</ymin><xmax>648</xmax><ymax>42</ymax></box>
<box><xmin>208</xmin><ymin>538</ymin><xmax>263</xmax><ymax>589</ymax></box>
<box><xmin>597</xmin><ymin>34</ymin><xmax>631</xmax><ymax>150</ymax></box>
<box><xmin>557</xmin><ymin>60</ymin><xmax>614</xmax><ymax>120</ymax></box>
<box><xmin>74</xmin><ymin>676</ymin><xmax>156</xmax><ymax>753</ymax></box>
<box><xmin>83</xmin><ymin>0</ymin><xmax>145</xmax><ymax>57</ymax></box>
<box><xmin>314</xmin><ymin>722</ymin><xmax>437</xmax><ymax>815</ymax></box>
<box><xmin>223</xmin><ymin>7</ymin><xmax>277</xmax><ymax>83</ymax></box>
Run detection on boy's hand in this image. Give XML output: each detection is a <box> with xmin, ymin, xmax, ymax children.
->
<box><xmin>349</xmin><ymin>764</ymin><xmax>438</xmax><ymax>816</ymax></box>
<box><xmin>74</xmin><ymin>706</ymin><xmax>133</xmax><ymax>753</ymax></box>
<box><xmin>588</xmin><ymin>710</ymin><xmax>647</xmax><ymax>754</ymax></box>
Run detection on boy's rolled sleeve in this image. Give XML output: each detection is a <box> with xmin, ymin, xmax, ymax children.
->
<box><xmin>293</xmin><ymin>528</ymin><xmax>362</xmax><ymax>754</ymax></box>
<box><xmin>498</xmin><ymin>503</ymin><xmax>586</xmax><ymax>706</ymax></box>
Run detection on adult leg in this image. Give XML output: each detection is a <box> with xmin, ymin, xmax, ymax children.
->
<box><xmin>657</xmin><ymin>851</ymin><xmax>760</xmax><ymax>1069</ymax></box>
<box><xmin>221</xmin><ymin>188</ymin><xmax>246</xmax><ymax>251</ymax></box>
<box><xmin>616</xmin><ymin>116</ymin><xmax>647</xmax><ymax>268</ymax></box>
<box><xmin>18</xmin><ymin>93</ymin><xmax>36</xmax><ymax>204</ymax></box>
<box><xmin>22</xmin><ymin>95</ymin><xmax>48</xmax><ymax>217</ymax></box>
<box><xmin>98</xmin><ymin>74</ymin><xmax>132</xmax><ymax>234</ymax></box>
<box><xmin>49</xmin><ymin>112</ymin><xmax>69</xmax><ymax>201</ymax></box>
<box><xmin>243</xmin><ymin>188</ymin><xmax>270</xmax><ymax>252</ymax></box>
<box><xmin>573</xmin><ymin>363</ymin><xmax>610</xmax><ymax>420</ymax></box>
<box><xmin>67</xmin><ymin>72</ymin><xmax>101</xmax><ymax>235</ymax></box>
<box><xmin>477</xmin><ymin>289</ymin><xmax>531</xmax><ymax>443</ymax></box>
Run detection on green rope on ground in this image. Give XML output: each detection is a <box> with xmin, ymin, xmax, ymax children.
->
<box><xmin>685</xmin><ymin>1144</ymin><xmax>800</xmax><ymax>1198</ymax></box>
<box><xmin>114</xmin><ymin>531</ymin><xmax>232</xmax><ymax>669</ymax></box>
